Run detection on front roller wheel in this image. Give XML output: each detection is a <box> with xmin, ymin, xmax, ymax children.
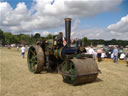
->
<box><xmin>59</xmin><ymin>58</ymin><xmax>100</xmax><ymax>85</ymax></box>
<box><xmin>27</xmin><ymin>45</ymin><xmax>45</xmax><ymax>73</ymax></box>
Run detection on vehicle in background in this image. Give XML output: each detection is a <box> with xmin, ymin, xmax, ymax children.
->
<box><xmin>119</xmin><ymin>53</ymin><xmax>126</xmax><ymax>60</ymax></box>
<box><xmin>105</xmin><ymin>47</ymin><xmax>113</xmax><ymax>58</ymax></box>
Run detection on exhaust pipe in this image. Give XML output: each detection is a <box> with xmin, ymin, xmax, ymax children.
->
<box><xmin>64</xmin><ymin>18</ymin><xmax>72</xmax><ymax>47</ymax></box>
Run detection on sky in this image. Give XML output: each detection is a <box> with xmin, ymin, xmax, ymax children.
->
<box><xmin>0</xmin><ymin>0</ymin><xmax>128</xmax><ymax>40</ymax></box>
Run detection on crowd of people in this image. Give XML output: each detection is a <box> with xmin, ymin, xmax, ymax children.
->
<box><xmin>85</xmin><ymin>45</ymin><xmax>128</xmax><ymax>64</ymax></box>
<box><xmin>7</xmin><ymin>41</ymin><xmax>126</xmax><ymax>65</ymax></box>
<box><xmin>19</xmin><ymin>44</ymin><xmax>128</xmax><ymax>64</ymax></box>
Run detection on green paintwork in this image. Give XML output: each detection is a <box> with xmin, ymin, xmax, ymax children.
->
<box><xmin>62</xmin><ymin>60</ymin><xmax>78</xmax><ymax>85</ymax></box>
<box><xmin>27</xmin><ymin>46</ymin><xmax>38</xmax><ymax>73</ymax></box>
<box><xmin>54</xmin><ymin>48</ymin><xmax>63</xmax><ymax>59</ymax></box>
<box><xmin>44</xmin><ymin>39</ymin><xmax>54</xmax><ymax>55</ymax></box>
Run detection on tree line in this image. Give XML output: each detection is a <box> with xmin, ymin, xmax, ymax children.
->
<box><xmin>82</xmin><ymin>38</ymin><xmax>128</xmax><ymax>47</ymax></box>
<box><xmin>0</xmin><ymin>29</ymin><xmax>128</xmax><ymax>47</ymax></box>
<box><xmin>0</xmin><ymin>29</ymin><xmax>53</xmax><ymax>45</ymax></box>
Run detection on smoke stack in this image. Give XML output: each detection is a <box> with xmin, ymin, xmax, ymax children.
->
<box><xmin>64</xmin><ymin>18</ymin><xmax>72</xmax><ymax>47</ymax></box>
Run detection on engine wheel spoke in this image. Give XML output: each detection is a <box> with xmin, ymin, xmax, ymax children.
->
<box><xmin>27</xmin><ymin>45</ymin><xmax>45</xmax><ymax>73</ymax></box>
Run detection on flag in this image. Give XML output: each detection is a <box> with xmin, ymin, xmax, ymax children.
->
<box><xmin>63</xmin><ymin>37</ymin><xmax>67</xmax><ymax>46</ymax></box>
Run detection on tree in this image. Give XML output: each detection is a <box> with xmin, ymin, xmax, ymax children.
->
<box><xmin>18</xmin><ymin>34</ymin><xmax>31</xmax><ymax>44</ymax></box>
<box><xmin>82</xmin><ymin>37</ymin><xmax>88</xmax><ymax>46</ymax></box>
<box><xmin>0</xmin><ymin>29</ymin><xmax>5</xmax><ymax>45</ymax></box>
<box><xmin>111</xmin><ymin>39</ymin><xmax>117</xmax><ymax>45</ymax></box>
<box><xmin>4</xmin><ymin>32</ymin><xmax>13</xmax><ymax>44</ymax></box>
<box><xmin>46</xmin><ymin>34</ymin><xmax>53</xmax><ymax>39</ymax></box>
<box><xmin>34</xmin><ymin>33</ymin><xmax>40</xmax><ymax>39</ymax></box>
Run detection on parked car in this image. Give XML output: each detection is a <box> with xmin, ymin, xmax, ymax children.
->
<box><xmin>119</xmin><ymin>53</ymin><xmax>126</xmax><ymax>60</ymax></box>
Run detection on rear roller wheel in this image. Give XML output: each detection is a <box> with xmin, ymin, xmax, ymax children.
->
<box><xmin>27</xmin><ymin>45</ymin><xmax>45</xmax><ymax>73</ymax></box>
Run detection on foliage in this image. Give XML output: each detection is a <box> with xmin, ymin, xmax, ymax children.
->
<box><xmin>0</xmin><ymin>28</ymin><xmax>128</xmax><ymax>47</ymax></box>
<box><xmin>34</xmin><ymin>33</ymin><xmax>40</xmax><ymax>39</ymax></box>
<box><xmin>4</xmin><ymin>32</ymin><xmax>14</xmax><ymax>44</ymax></box>
<box><xmin>46</xmin><ymin>34</ymin><xmax>53</xmax><ymax>39</ymax></box>
<box><xmin>82</xmin><ymin>37</ymin><xmax>88</xmax><ymax>46</ymax></box>
<box><xmin>0</xmin><ymin>29</ymin><xmax>5</xmax><ymax>45</ymax></box>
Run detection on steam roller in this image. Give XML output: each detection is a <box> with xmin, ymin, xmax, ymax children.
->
<box><xmin>59</xmin><ymin>58</ymin><xmax>99</xmax><ymax>85</ymax></box>
<box><xmin>27</xmin><ymin>18</ymin><xmax>100</xmax><ymax>85</ymax></box>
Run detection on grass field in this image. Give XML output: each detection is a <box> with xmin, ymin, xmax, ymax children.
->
<box><xmin>0</xmin><ymin>47</ymin><xmax>128</xmax><ymax>96</ymax></box>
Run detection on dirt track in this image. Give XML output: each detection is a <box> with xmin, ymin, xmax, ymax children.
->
<box><xmin>0</xmin><ymin>48</ymin><xmax>128</xmax><ymax>96</ymax></box>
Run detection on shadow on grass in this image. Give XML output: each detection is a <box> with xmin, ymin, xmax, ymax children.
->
<box><xmin>72</xmin><ymin>78</ymin><xmax>103</xmax><ymax>86</ymax></box>
<box><xmin>95</xmin><ymin>78</ymin><xmax>103</xmax><ymax>82</ymax></box>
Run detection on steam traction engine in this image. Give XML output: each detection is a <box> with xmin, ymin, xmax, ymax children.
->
<box><xmin>27</xmin><ymin>18</ymin><xmax>100</xmax><ymax>85</ymax></box>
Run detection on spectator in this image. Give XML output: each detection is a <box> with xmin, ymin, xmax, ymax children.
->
<box><xmin>106</xmin><ymin>47</ymin><xmax>113</xmax><ymax>58</ymax></box>
<box><xmin>21</xmin><ymin>45</ymin><xmax>26</xmax><ymax>58</ymax></box>
<box><xmin>111</xmin><ymin>53</ymin><xmax>114</xmax><ymax>59</ymax></box>
<box><xmin>85</xmin><ymin>46</ymin><xmax>90</xmax><ymax>53</ymax></box>
<box><xmin>101</xmin><ymin>51</ymin><xmax>106</xmax><ymax>58</ymax></box>
<box><xmin>17</xmin><ymin>46</ymin><xmax>19</xmax><ymax>51</ymax></box>
<box><xmin>88</xmin><ymin>45</ymin><xmax>96</xmax><ymax>60</ymax></box>
<box><xmin>97</xmin><ymin>48</ymin><xmax>103</xmax><ymax>62</ymax></box>
<box><xmin>113</xmin><ymin>46</ymin><xmax>118</xmax><ymax>63</ymax></box>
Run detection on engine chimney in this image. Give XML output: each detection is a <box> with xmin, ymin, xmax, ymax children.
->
<box><xmin>64</xmin><ymin>18</ymin><xmax>72</xmax><ymax>47</ymax></box>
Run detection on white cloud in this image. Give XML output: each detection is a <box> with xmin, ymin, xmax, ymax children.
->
<box><xmin>1</xmin><ymin>0</ymin><xmax>127</xmax><ymax>40</ymax></box>
<box><xmin>0</xmin><ymin>0</ymin><xmax>122</xmax><ymax>34</ymax></box>
<box><xmin>107</xmin><ymin>15</ymin><xmax>128</xmax><ymax>33</ymax></box>
<box><xmin>63</xmin><ymin>14</ymin><xmax>128</xmax><ymax>40</ymax></box>
<box><xmin>0</xmin><ymin>2</ymin><xmax>31</xmax><ymax>33</ymax></box>
<box><xmin>41</xmin><ymin>31</ymin><xmax>50</xmax><ymax>36</ymax></box>
<box><xmin>54</xmin><ymin>32</ymin><xmax>59</xmax><ymax>35</ymax></box>
<box><xmin>72</xmin><ymin>19</ymin><xmax>80</xmax><ymax>31</ymax></box>
<box><xmin>64</xmin><ymin>0</ymin><xmax>122</xmax><ymax>17</ymax></box>
<box><xmin>72</xmin><ymin>28</ymin><xmax>107</xmax><ymax>39</ymax></box>
<box><xmin>71</xmin><ymin>27</ymin><xmax>128</xmax><ymax>40</ymax></box>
